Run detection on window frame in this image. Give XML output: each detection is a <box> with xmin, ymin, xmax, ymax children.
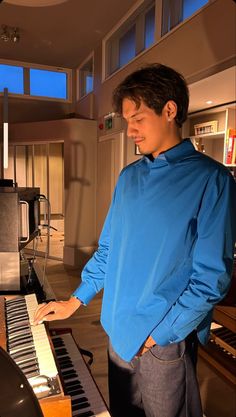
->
<box><xmin>161</xmin><ymin>0</ymin><xmax>213</xmax><ymax>37</ymax></box>
<box><xmin>0</xmin><ymin>58</ymin><xmax>72</xmax><ymax>103</ymax></box>
<box><xmin>102</xmin><ymin>0</ymin><xmax>156</xmax><ymax>81</ymax></box>
<box><xmin>76</xmin><ymin>52</ymin><xmax>94</xmax><ymax>101</ymax></box>
<box><xmin>102</xmin><ymin>0</ymin><xmax>215</xmax><ymax>82</ymax></box>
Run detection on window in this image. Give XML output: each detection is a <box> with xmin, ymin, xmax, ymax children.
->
<box><xmin>119</xmin><ymin>25</ymin><xmax>136</xmax><ymax>68</ymax></box>
<box><xmin>0</xmin><ymin>61</ymin><xmax>71</xmax><ymax>101</ymax></box>
<box><xmin>0</xmin><ymin>64</ymin><xmax>24</xmax><ymax>94</ymax></box>
<box><xmin>145</xmin><ymin>6</ymin><xmax>155</xmax><ymax>48</ymax></box>
<box><xmin>183</xmin><ymin>0</ymin><xmax>209</xmax><ymax>20</ymax></box>
<box><xmin>30</xmin><ymin>69</ymin><xmax>67</xmax><ymax>99</ymax></box>
<box><xmin>162</xmin><ymin>0</ymin><xmax>209</xmax><ymax>36</ymax></box>
<box><xmin>104</xmin><ymin>0</ymin><xmax>155</xmax><ymax>78</ymax></box>
<box><xmin>78</xmin><ymin>54</ymin><xmax>94</xmax><ymax>99</ymax></box>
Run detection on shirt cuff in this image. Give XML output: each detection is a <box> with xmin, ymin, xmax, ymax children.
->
<box><xmin>72</xmin><ymin>281</ymin><xmax>97</xmax><ymax>306</ymax></box>
<box><xmin>150</xmin><ymin>321</ymin><xmax>177</xmax><ymax>346</ymax></box>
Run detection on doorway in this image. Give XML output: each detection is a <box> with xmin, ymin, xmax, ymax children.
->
<box><xmin>3</xmin><ymin>141</ymin><xmax>64</xmax><ymax>260</ymax></box>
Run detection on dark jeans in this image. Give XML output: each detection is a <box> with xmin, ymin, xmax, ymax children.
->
<box><xmin>108</xmin><ymin>332</ymin><xmax>202</xmax><ymax>417</ymax></box>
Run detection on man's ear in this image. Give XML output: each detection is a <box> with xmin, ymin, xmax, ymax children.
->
<box><xmin>164</xmin><ymin>100</ymin><xmax>178</xmax><ymax>122</ymax></box>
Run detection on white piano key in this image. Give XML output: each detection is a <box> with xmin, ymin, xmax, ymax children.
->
<box><xmin>7</xmin><ymin>294</ymin><xmax>58</xmax><ymax>378</ymax></box>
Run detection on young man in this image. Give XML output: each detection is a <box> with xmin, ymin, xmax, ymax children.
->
<box><xmin>34</xmin><ymin>64</ymin><xmax>236</xmax><ymax>417</ymax></box>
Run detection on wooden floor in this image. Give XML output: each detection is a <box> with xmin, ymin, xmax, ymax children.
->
<box><xmin>35</xmin><ymin>252</ymin><xmax>236</xmax><ymax>417</ymax></box>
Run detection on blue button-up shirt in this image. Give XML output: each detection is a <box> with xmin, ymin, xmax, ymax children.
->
<box><xmin>73</xmin><ymin>139</ymin><xmax>236</xmax><ymax>361</ymax></box>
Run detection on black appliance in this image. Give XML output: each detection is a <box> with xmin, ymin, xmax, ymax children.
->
<box><xmin>0</xmin><ymin>186</ymin><xmax>40</xmax><ymax>291</ymax></box>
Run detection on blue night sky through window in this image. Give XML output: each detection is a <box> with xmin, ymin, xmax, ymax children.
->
<box><xmin>86</xmin><ymin>75</ymin><xmax>93</xmax><ymax>94</ymax></box>
<box><xmin>183</xmin><ymin>0</ymin><xmax>208</xmax><ymax>20</ymax></box>
<box><xmin>119</xmin><ymin>26</ymin><xmax>136</xmax><ymax>68</ymax></box>
<box><xmin>0</xmin><ymin>64</ymin><xmax>24</xmax><ymax>94</ymax></box>
<box><xmin>145</xmin><ymin>7</ymin><xmax>155</xmax><ymax>49</ymax></box>
<box><xmin>30</xmin><ymin>69</ymin><xmax>67</xmax><ymax>99</ymax></box>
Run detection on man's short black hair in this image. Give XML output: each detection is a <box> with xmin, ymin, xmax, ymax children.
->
<box><xmin>112</xmin><ymin>63</ymin><xmax>189</xmax><ymax>127</ymax></box>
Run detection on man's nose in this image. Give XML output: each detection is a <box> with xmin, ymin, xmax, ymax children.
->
<box><xmin>127</xmin><ymin>123</ymin><xmax>137</xmax><ymax>137</ymax></box>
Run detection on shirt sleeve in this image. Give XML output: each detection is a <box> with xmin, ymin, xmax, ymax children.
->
<box><xmin>72</xmin><ymin>187</ymin><xmax>116</xmax><ymax>305</ymax></box>
<box><xmin>151</xmin><ymin>169</ymin><xmax>236</xmax><ymax>346</ymax></box>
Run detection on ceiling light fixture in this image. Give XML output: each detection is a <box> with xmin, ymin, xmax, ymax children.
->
<box><xmin>0</xmin><ymin>24</ymin><xmax>20</xmax><ymax>42</ymax></box>
<box><xmin>2</xmin><ymin>0</ymin><xmax>68</xmax><ymax>6</ymax></box>
<box><xmin>206</xmin><ymin>100</ymin><xmax>213</xmax><ymax>105</ymax></box>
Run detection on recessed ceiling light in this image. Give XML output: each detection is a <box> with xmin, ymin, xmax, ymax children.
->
<box><xmin>206</xmin><ymin>100</ymin><xmax>213</xmax><ymax>105</ymax></box>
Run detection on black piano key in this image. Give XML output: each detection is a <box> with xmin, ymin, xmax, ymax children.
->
<box><xmin>72</xmin><ymin>396</ymin><xmax>89</xmax><ymax>405</ymax></box>
<box><xmin>18</xmin><ymin>357</ymin><xmax>39</xmax><ymax>369</ymax></box>
<box><xmin>6</xmin><ymin>309</ymin><xmax>28</xmax><ymax>317</ymax></box>
<box><xmin>72</xmin><ymin>412</ymin><xmax>94</xmax><ymax>417</ymax></box>
<box><xmin>72</xmin><ymin>402</ymin><xmax>90</xmax><ymax>411</ymax></box>
<box><xmin>8</xmin><ymin>320</ymin><xmax>30</xmax><ymax>328</ymax></box>
<box><xmin>9</xmin><ymin>340</ymin><xmax>34</xmax><ymax>351</ymax></box>
<box><xmin>58</xmin><ymin>361</ymin><xmax>73</xmax><ymax>369</ymax></box>
<box><xmin>64</xmin><ymin>380</ymin><xmax>82</xmax><ymax>389</ymax></box>
<box><xmin>9</xmin><ymin>336</ymin><xmax>33</xmax><ymax>349</ymax></box>
<box><xmin>19</xmin><ymin>362</ymin><xmax>39</xmax><ymax>374</ymax></box>
<box><xmin>62</xmin><ymin>371</ymin><xmax>78</xmax><ymax>380</ymax></box>
<box><xmin>6</xmin><ymin>304</ymin><xmax>27</xmax><ymax>313</ymax></box>
<box><xmin>7</xmin><ymin>314</ymin><xmax>28</xmax><ymax>321</ymax></box>
<box><xmin>8</xmin><ymin>325</ymin><xmax>31</xmax><ymax>335</ymax></box>
<box><xmin>11</xmin><ymin>345</ymin><xmax>35</xmax><ymax>357</ymax></box>
<box><xmin>7</xmin><ymin>311</ymin><xmax>29</xmax><ymax>319</ymax></box>
<box><xmin>61</xmin><ymin>369</ymin><xmax>78</xmax><ymax>377</ymax></box>
<box><xmin>52</xmin><ymin>339</ymin><xmax>65</xmax><ymax>347</ymax></box>
<box><xmin>57</xmin><ymin>358</ymin><xmax>73</xmax><ymax>365</ymax></box>
<box><xmin>6</xmin><ymin>296</ymin><xmax>26</xmax><ymax>302</ymax></box>
<box><xmin>54</xmin><ymin>347</ymin><xmax>68</xmax><ymax>356</ymax></box>
<box><xmin>6</xmin><ymin>300</ymin><xmax>26</xmax><ymax>309</ymax></box>
<box><xmin>67</xmin><ymin>388</ymin><xmax>85</xmax><ymax>396</ymax></box>
<box><xmin>25</xmin><ymin>370</ymin><xmax>40</xmax><ymax>379</ymax></box>
<box><xmin>8</xmin><ymin>332</ymin><xmax>32</xmax><ymax>342</ymax></box>
<box><xmin>8</xmin><ymin>326</ymin><xmax>31</xmax><ymax>334</ymax></box>
<box><xmin>57</xmin><ymin>357</ymin><xmax>73</xmax><ymax>364</ymax></box>
<box><xmin>12</xmin><ymin>350</ymin><xmax>36</xmax><ymax>362</ymax></box>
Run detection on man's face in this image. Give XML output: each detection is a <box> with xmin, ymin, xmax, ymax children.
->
<box><xmin>122</xmin><ymin>98</ymin><xmax>177</xmax><ymax>158</ymax></box>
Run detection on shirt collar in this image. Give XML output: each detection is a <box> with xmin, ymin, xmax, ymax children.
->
<box><xmin>144</xmin><ymin>139</ymin><xmax>195</xmax><ymax>166</ymax></box>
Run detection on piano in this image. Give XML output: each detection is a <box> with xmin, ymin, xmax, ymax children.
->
<box><xmin>198</xmin><ymin>260</ymin><xmax>236</xmax><ymax>386</ymax></box>
<box><xmin>0</xmin><ymin>293</ymin><xmax>111</xmax><ymax>417</ymax></box>
<box><xmin>51</xmin><ymin>331</ymin><xmax>110</xmax><ymax>417</ymax></box>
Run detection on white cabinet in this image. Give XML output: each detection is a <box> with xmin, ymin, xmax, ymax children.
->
<box><xmin>183</xmin><ymin>107</ymin><xmax>236</xmax><ymax>167</ymax></box>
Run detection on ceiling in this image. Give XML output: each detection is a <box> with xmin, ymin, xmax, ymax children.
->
<box><xmin>0</xmin><ymin>0</ymin><xmax>137</xmax><ymax>68</ymax></box>
<box><xmin>0</xmin><ymin>0</ymin><xmax>235</xmax><ymax>114</ymax></box>
<box><xmin>188</xmin><ymin>66</ymin><xmax>236</xmax><ymax>113</ymax></box>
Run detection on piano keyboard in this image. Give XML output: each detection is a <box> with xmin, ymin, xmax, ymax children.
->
<box><xmin>5</xmin><ymin>293</ymin><xmax>61</xmax><ymax>398</ymax></box>
<box><xmin>51</xmin><ymin>332</ymin><xmax>111</xmax><ymax>417</ymax></box>
<box><xmin>199</xmin><ymin>320</ymin><xmax>236</xmax><ymax>386</ymax></box>
<box><xmin>211</xmin><ymin>326</ymin><xmax>236</xmax><ymax>358</ymax></box>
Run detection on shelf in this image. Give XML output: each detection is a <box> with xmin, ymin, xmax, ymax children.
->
<box><xmin>190</xmin><ymin>131</ymin><xmax>225</xmax><ymax>141</ymax></box>
<box><xmin>186</xmin><ymin>108</ymin><xmax>235</xmax><ymax>167</ymax></box>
